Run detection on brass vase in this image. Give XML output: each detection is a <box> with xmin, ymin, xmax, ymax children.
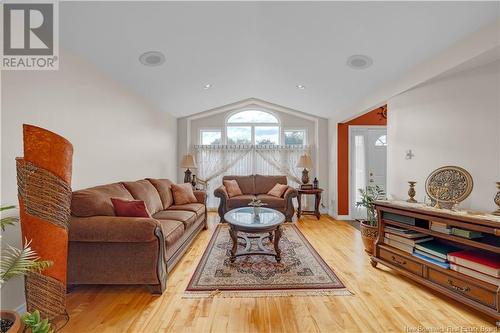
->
<box><xmin>407</xmin><ymin>181</ymin><xmax>417</xmax><ymax>203</ymax></box>
<box><xmin>494</xmin><ymin>182</ymin><xmax>500</xmax><ymax>216</ymax></box>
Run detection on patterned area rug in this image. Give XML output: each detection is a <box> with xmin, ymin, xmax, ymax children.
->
<box><xmin>185</xmin><ymin>224</ymin><xmax>351</xmax><ymax>297</ymax></box>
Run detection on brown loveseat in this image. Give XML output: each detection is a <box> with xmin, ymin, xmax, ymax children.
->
<box><xmin>214</xmin><ymin>175</ymin><xmax>297</xmax><ymax>222</ymax></box>
<box><xmin>68</xmin><ymin>178</ymin><xmax>206</xmax><ymax>294</ymax></box>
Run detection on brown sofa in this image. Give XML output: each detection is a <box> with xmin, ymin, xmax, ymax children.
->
<box><xmin>214</xmin><ymin>175</ymin><xmax>297</xmax><ymax>222</ymax></box>
<box><xmin>67</xmin><ymin>178</ymin><xmax>206</xmax><ymax>294</ymax></box>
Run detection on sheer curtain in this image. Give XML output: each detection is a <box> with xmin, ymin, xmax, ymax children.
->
<box><xmin>194</xmin><ymin>144</ymin><xmax>311</xmax><ymax>208</ymax></box>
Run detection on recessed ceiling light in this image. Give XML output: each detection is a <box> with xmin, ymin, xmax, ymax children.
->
<box><xmin>203</xmin><ymin>84</ymin><xmax>212</xmax><ymax>89</ymax></box>
<box><xmin>346</xmin><ymin>55</ymin><xmax>373</xmax><ymax>70</ymax></box>
<box><xmin>296</xmin><ymin>85</ymin><xmax>306</xmax><ymax>90</ymax></box>
<box><xmin>139</xmin><ymin>51</ymin><xmax>165</xmax><ymax>66</ymax></box>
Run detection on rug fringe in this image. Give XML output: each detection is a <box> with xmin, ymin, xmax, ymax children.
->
<box><xmin>183</xmin><ymin>289</ymin><xmax>353</xmax><ymax>298</ymax></box>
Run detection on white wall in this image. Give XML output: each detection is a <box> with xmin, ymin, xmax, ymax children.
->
<box><xmin>0</xmin><ymin>49</ymin><xmax>178</xmax><ymax>311</ymax></box>
<box><xmin>387</xmin><ymin>60</ymin><xmax>500</xmax><ymax>212</ymax></box>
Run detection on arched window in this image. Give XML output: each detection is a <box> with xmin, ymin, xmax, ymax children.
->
<box><xmin>226</xmin><ymin>110</ymin><xmax>280</xmax><ymax>145</ymax></box>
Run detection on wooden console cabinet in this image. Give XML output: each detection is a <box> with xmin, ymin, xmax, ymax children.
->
<box><xmin>371</xmin><ymin>201</ymin><xmax>500</xmax><ymax>320</ymax></box>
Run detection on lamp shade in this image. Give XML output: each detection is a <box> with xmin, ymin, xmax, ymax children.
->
<box><xmin>181</xmin><ymin>154</ymin><xmax>197</xmax><ymax>168</ymax></box>
<box><xmin>296</xmin><ymin>154</ymin><xmax>313</xmax><ymax>169</ymax></box>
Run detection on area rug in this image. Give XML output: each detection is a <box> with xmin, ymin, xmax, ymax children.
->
<box><xmin>185</xmin><ymin>224</ymin><xmax>351</xmax><ymax>297</ymax></box>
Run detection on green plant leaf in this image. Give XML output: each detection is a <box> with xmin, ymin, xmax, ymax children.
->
<box><xmin>0</xmin><ymin>205</ymin><xmax>16</xmax><ymax>212</ymax></box>
<box><xmin>22</xmin><ymin>310</ymin><xmax>53</xmax><ymax>333</ymax></box>
<box><xmin>0</xmin><ymin>205</ymin><xmax>19</xmax><ymax>231</ymax></box>
<box><xmin>0</xmin><ymin>239</ymin><xmax>53</xmax><ymax>284</ymax></box>
<box><xmin>0</xmin><ymin>216</ymin><xmax>19</xmax><ymax>231</ymax></box>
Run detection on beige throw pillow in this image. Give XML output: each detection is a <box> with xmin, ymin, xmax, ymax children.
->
<box><xmin>223</xmin><ymin>180</ymin><xmax>243</xmax><ymax>198</ymax></box>
<box><xmin>268</xmin><ymin>184</ymin><xmax>288</xmax><ymax>198</ymax></box>
<box><xmin>171</xmin><ymin>183</ymin><xmax>198</xmax><ymax>205</ymax></box>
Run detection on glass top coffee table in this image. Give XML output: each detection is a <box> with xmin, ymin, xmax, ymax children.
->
<box><xmin>224</xmin><ymin>207</ymin><xmax>285</xmax><ymax>262</ymax></box>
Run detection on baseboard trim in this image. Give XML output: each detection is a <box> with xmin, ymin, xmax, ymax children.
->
<box><xmin>15</xmin><ymin>302</ymin><xmax>26</xmax><ymax>314</ymax></box>
<box><xmin>336</xmin><ymin>215</ymin><xmax>352</xmax><ymax>221</ymax></box>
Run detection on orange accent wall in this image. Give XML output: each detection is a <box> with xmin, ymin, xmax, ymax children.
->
<box><xmin>337</xmin><ymin>106</ymin><xmax>387</xmax><ymax>216</ymax></box>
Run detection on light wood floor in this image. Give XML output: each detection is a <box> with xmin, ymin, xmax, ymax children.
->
<box><xmin>62</xmin><ymin>213</ymin><xmax>496</xmax><ymax>333</ymax></box>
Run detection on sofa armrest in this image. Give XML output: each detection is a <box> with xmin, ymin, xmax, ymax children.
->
<box><xmin>283</xmin><ymin>186</ymin><xmax>298</xmax><ymax>201</ymax></box>
<box><xmin>193</xmin><ymin>190</ymin><xmax>207</xmax><ymax>204</ymax></box>
<box><xmin>69</xmin><ymin>216</ymin><xmax>161</xmax><ymax>243</ymax></box>
<box><xmin>214</xmin><ymin>185</ymin><xmax>229</xmax><ymax>200</ymax></box>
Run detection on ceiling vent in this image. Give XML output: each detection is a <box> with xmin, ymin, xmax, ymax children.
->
<box><xmin>139</xmin><ymin>51</ymin><xmax>165</xmax><ymax>66</ymax></box>
<box><xmin>346</xmin><ymin>55</ymin><xmax>373</xmax><ymax>70</ymax></box>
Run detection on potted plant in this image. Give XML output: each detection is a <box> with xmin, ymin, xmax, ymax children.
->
<box><xmin>356</xmin><ymin>186</ymin><xmax>386</xmax><ymax>254</ymax></box>
<box><xmin>0</xmin><ymin>205</ymin><xmax>54</xmax><ymax>333</ymax></box>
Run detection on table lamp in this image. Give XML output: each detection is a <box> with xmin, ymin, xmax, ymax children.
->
<box><xmin>181</xmin><ymin>154</ymin><xmax>197</xmax><ymax>183</ymax></box>
<box><xmin>296</xmin><ymin>154</ymin><xmax>313</xmax><ymax>186</ymax></box>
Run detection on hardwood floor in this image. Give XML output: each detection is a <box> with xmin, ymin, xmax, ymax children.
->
<box><xmin>62</xmin><ymin>213</ymin><xmax>496</xmax><ymax>333</ymax></box>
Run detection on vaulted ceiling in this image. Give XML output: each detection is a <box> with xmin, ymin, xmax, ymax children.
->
<box><xmin>60</xmin><ymin>1</ymin><xmax>499</xmax><ymax>118</ymax></box>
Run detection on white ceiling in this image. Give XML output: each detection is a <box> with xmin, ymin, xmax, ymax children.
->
<box><xmin>60</xmin><ymin>1</ymin><xmax>500</xmax><ymax>119</ymax></box>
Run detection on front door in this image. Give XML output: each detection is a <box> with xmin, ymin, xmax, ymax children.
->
<box><xmin>350</xmin><ymin>127</ymin><xmax>387</xmax><ymax>220</ymax></box>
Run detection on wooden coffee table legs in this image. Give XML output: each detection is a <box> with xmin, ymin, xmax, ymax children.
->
<box><xmin>229</xmin><ymin>226</ymin><xmax>282</xmax><ymax>263</ymax></box>
<box><xmin>274</xmin><ymin>226</ymin><xmax>282</xmax><ymax>262</ymax></box>
<box><xmin>229</xmin><ymin>228</ymin><xmax>238</xmax><ymax>262</ymax></box>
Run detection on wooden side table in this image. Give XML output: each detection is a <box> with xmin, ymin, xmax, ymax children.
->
<box><xmin>297</xmin><ymin>188</ymin><xmax>323</xmax><ymax>220</ymax></box>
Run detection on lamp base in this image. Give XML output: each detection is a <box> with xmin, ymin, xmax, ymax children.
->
<box><xmin>184</xmin><ymin>169</ymin><xmax>192</xmax><ymax>183</ymax></box>
<box><xmin>301</xmin><ymin>169</ymin><xmax>309</xmax><ymax>185</ymax></box>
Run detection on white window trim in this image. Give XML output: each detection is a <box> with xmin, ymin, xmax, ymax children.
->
<box><xmin>225</xmin><ymin>109</ymin><xmax>281</xmax><ymax>145</ymax></box>
<box><xmin>225</xmin><ymin>107</ymin><xmax>281</xmax><ymax>125</ymax></box>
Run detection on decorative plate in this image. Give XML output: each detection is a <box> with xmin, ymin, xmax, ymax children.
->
<box><xmin>425</xmin><ymin>166</ymin><xmax>473</xmax><ymax>205</ymax></box>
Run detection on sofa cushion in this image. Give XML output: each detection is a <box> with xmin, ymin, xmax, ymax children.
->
<box><xmin>228</xmin><ymin>194</ymin><xmax>256</xmax><ymax>209</ymax></box>
<box><xmin>71</xmin><ymin>183</ymin><xmax>134</xmax><ymax>217</ymax></box>
<box><xmin>223</xmin><ymin>176</ymin><xmax>255</xmax><ymax>195</ymax></box>
<box><xmin>111</xmin><ymin>198</ymin><xmax>151</xmax><ymax>218</ymax></box>
<box><xmin>223</xmin><ymin>179</ymin><xmax>243</xmax><ymax>198</ymax></box>
<box><xmin>153</xmin><ymin>210</ymin><xmax>197</xmax><ymax>229</ymax></box>
<box><xmin>167</xmin><ymin>203</ymin><xmax>205</xmax><ymax>218</ymax></box>
<box><xmin>171</xmin><ymin>183</ymin><xmax>198</xmax><ymax>205</ymax></box>
<box><xmin>147</xmin><ymin>178</ymin><xmax>174</xmax><ymax>209</ymax></box>
<box><xmin>123</xmin><ymin>180</ymin><xmax>164</xmax><ymax>215</ymax></box>
<box><xmin>157</xmin><ymin>219</ymin><xmax>185</xmax><ymax>250</ymax></box>
<box><xmin>256</xmin><ymin>194</ymin><xmax>285</xmax><ymax>209</ymax></box>
<box><xmin>267</xmin><ymin>184</ymin><xmax>288</xmax><ymax>198</ymax></box>
<box><xmin>255</xmin><ymin>175</ymin><xmax>287</xmax><ymax>194</ymax></box>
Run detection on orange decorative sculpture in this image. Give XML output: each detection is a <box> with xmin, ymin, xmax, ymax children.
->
<box><xmin>16</xmin><ymin>125</ymin><xmax>73</xmax><ymax>321</ymax></box>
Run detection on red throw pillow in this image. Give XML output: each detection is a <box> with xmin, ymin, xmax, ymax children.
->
<box><xmin>111</xmin><ymin>198</ymin><xmax>151</xmax><ymax>218</ymax></box>
<box><xmin>223</xmin><ymin>180</ymin><xmax>243</xmax><ymax>198</ymax></box>
<box><xmin>268</xmin><ymin>184</ymin><xmax>288</xmax><ymax>198</ymax></box>
<box><xmin>171</xmin><ymin>183</ymin><xmax>198</xmax><ymax>205</ymax></box>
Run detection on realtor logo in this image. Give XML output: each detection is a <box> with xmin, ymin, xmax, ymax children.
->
<box><xmin>1</xmin><ymin>1</ymin><xmax>59</xmax><ymax>70</ymax></box>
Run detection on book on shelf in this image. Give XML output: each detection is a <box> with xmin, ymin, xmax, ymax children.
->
<box><xmin>450</xmin><ymin>263</ymin><xmax>500</xmax><ymax>286</ymax></box>
<box><xmin>447</xmin><ymin>250</ymin><xmax>500</xmax><ymax>278</ymax></box>
<box><xmin>430</xmin><ymin>221</ymin><xmax>448</xmax><ymax>229</ymax></box>
<box><xmin>383</xmin><ymin>212</ymin><xmax>415</xmax><ymax>225</ymax></box>
<box><xmin>413</xmin><ymin>249</ymin><xmax>448</xmax><ymax>263</ymax></box>
<box><xmin>384</xmin><ymin>226</ymin><xmax>428</xmax><ymax>239</ymax></box>
<box><xmin>414</xmin><ymin>240</ymin><xmax>462</xmax><ymax>260</ymax></box>
<box><xmin>385</xmin><ymin>233</ymin><xmax>433</xmax><ymax>246</ymax></box>
<box><xmin>383</xmin><ymin>237</ymin><xmax>413</xmax><ymax>254</ymax></box>
<box><xmin>450</xmin><ymin>228</ymin><xmax>483</xmax><ymax>239</ymax></box>
<box><xmin>412</xmin><ymin>252</ymin><xmax>450</xmax><ymax>269</ymax></box>
<box><xmin>430</xmin><ymin>225</ymin><xmax>451</xmax><ymax>234</ymax></box>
